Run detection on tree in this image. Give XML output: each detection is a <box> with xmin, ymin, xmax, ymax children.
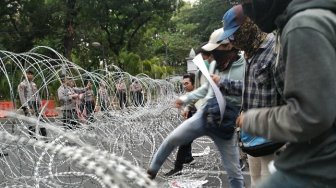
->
<box><xmin>132</xmin><ymin>3</ymin><xmax>199</xmax><ymax>73</ymax></box>
<box><xmin>119</xmin><ymin>51</ymin><xmax>141</xmax><ymax>75</ymax></box>
<box><xmin>0</xmin><ymin>0</ymin><xmax>58</xmax><ymax>52</ymax></box>
<box><xmin>181</xmin><ymin>0</ymin><xmax>232</xmax><ymax>42</ymax></box>
<box><xmin>76</xmin><ymin>0</ymin><xmax>179</xmax><ymax>65</ymax></box>
<box><xmin>63</xmin><ymin>0</ymin><xmax>77</xmax><ymax>60</ymax></box>
<box><xmin>0</xmin><ymin>0</ymin><xmax>235</xmax><ymax>78</ymax></box>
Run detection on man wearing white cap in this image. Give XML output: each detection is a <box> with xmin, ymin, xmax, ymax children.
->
<box><xmin>147</xmin><ymin>28</ymin><xmax>245</xmax><ymax>188</ymax></box>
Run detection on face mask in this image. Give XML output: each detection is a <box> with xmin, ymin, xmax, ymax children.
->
<box><xmin>203</xmin><ymin>60</ymin><xmax>210</xmax><ymax>70</ymax></box>
<box><xmin>212</xmin><ymin>48</ymin><xmax>239</xmax><ymax>71</ymax></box>
<box><xmin>231</xmin><ymin>18</ymin><xmax>267</xmax><ymax>58</ymax></box>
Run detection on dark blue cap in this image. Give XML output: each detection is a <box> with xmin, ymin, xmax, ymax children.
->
<box><xmin>219</xmin><ymin>5</ymin><xmax>246</xmax><ymax>42</ymax></box>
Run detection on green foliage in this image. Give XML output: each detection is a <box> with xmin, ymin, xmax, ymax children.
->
<box><xmin>181</xmin><ymin>0</ymin><xmax>232</xmax><ymax>42</ymax></box>
<box><xmin>77</xmin><ymin>0</ymin><xmax>178</xmax><ymax>55</ymax></box>
<box><xmin>0</xmin><ymin>0</ymin><xmax>235</xmax><ymax>79</ymax></box>
<box><xmin>138</xmin><ymin>57</ymin><xmax>175</xmax><ymax>79</ymax></box>
<box><xmin>141</xmin><ymin>60</ymin><xmax>152</xmax><ymax>76</ymax></box>
<box><xmin>131</xmin><ymin>0</ymin><xmax>233</xmax><ymax>73</ymax></box>
<box><xmin>119</xmin><ymin>51</ymin><xmax>141</xmax><ymax>75</ymax></box>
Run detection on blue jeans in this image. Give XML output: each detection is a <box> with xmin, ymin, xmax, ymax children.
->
<box><xmin>149</xmin><ymin>106</ymin><xmax>244</xmax><ymax>188</ymax></box>
<box><xmin>257</xmin><ymin>170</ymin><xmax>336</xmax><ymax>188</ymax></box>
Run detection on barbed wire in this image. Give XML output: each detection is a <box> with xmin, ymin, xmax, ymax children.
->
<box><xmin>0</xmin><ymin>47</ymin><xmax>226</xmax><ymax>187</ymax></box>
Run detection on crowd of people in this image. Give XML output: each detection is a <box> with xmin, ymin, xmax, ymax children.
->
<box><xmin>12</xmin><ymin>0</ymin><xmax>336</xmax><ymax>187</ymax></box>
<box><xmin>147</xmin><ymin>0</ymin><xmax>336</xmax><ymax>188</ymax></box>
<box><xmin>17</xmin><ymin>71</ymin><xmax>146</xmax><ymax>132</ymax></box>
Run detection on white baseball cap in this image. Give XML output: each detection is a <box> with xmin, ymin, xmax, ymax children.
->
<box><xmin>202</xmin><ymin>28</ymin><xmax>229</xmax><ymax>51</ymax></box>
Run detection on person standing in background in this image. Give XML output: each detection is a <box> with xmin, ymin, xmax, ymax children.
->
<box><xmin>57</xmin><ymin>75</ymin><xmax>88</xmax><ymax>129</ymax></box>
<box><xmin>97</xmin><ymin>81</ymin><xmax>110</xmax><ymax>111</ymax></box>
<box><xmin>130</xmin><ymin>79</ymin><xmax>143</xmax><ymax>107</ymax></box>
<box><xmin>18</xmin><ymin>69</ymin><xmax>47</xmax><ymax>138</ymax></box>
<box><xmin>82</xmin><ymin>80</ymin><xmax>95</xmax><ymax>123</ymax></box>
<box><xmin>116</xmin><ymin>79</ymin><xmax>127</xmax><ymax>109</ymax></box>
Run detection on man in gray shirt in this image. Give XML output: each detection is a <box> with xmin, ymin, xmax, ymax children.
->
<box><xmin>18</xmin><ymin>70</ymin><xmax>47</xmax><ymax>138</ymax></box>
<box><xmin>57</xmin><ymin>75</ymin><xmax>88</xmax><ymax>129</ymax></box>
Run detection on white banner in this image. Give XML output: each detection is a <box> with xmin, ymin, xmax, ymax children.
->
<box><xmin>193</xmin><ymin>54</ymin><xmax>225</xmax><ymax>122</ymax></box>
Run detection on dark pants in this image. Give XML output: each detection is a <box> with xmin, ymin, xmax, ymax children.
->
<box><xmin>28</xmin><ymin>126</ymin><xmax>47</xmax><ymax>137</ymax></box>
<box><xmin>174</xmin><ymin>141</ymin><xmax>193</xmax><ymax>168</ymax></box>
<box><xmin>133</xmin><ymin>91</ymin><xmax>143</xmax><ymax>107</ymax></box>
<box><xmin>62</xmin><ymin>109</ymin><xmax>78</xmax><ymax>129</ymax></box>
<box><xmin>25</xmin><ymin>101</ymin><xmax>47</xmax><ymax>137</ymax></box>
<box><xmin>85</xmin><ymin>100</ymin><xmax>95</xmax><ymax>123</ymax></box>
<box><xmin>101</xmin><ymin>100</ymin><xmax>108</xmax><ymax>111</ymax></box>
<box><xmin>117</xmin><ymin>91</ymin><xmax>126</xmax><ymax>109</ymax></box>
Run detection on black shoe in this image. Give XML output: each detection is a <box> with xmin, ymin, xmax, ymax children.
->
<box><xmin>240</xmin><ymin>158</ymin><xmax>248</xmax><ymax>171</ymax></box>
<box><xmin>0</xmin><ymin>153</ymin><xmax>8</xmax><ymax>157</ymax></box>
<box><xmin>147</xmin><ymin>170</ymin><xmax>156</xmax><ymax>180</ymax></box>
<box><xmin>164</xmin><ymin>167</ymin><xmax>182</xmax><ymax>177</ymax></box>
<box><xmin>184</xmin><ymin>157</ymin><xmax>195</xmax><ymax>164</ymax></box>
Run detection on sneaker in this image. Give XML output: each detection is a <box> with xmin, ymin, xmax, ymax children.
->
<box><xmin>147</xmin><ymin>170</ymin><xmax>156</xmax><ymax>180</ymax></box>
<box><xmin>164</xmin><ymin>168</ymin><xmax>182</xmax><ymax>177</ymax></box>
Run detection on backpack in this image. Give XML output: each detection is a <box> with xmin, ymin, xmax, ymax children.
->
<box><xmin>204</xmin><ymin>97</ymin><xmax>239</xmax><ymax>140</ymax></box>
